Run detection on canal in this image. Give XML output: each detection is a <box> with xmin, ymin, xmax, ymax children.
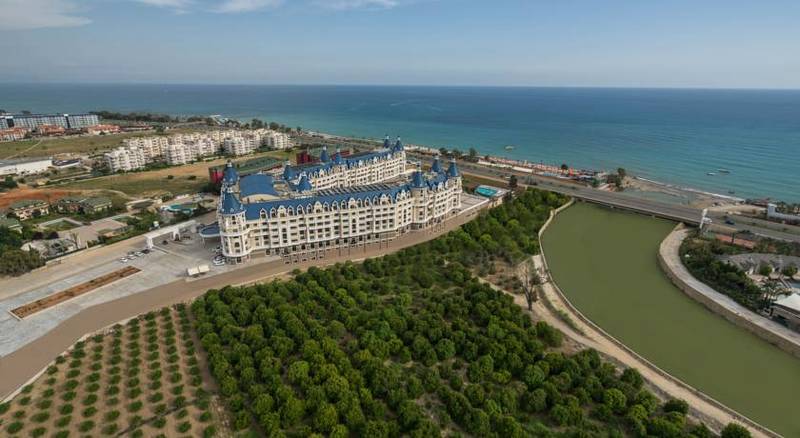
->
<box><xmin>542</xmin><ymin>202</ymin><xmax>800</xmax><ymax>437</ymax></box>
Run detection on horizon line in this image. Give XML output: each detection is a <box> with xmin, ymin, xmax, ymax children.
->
<box><xmin>2</xmin><ymin>81</ymin><xmax>800</xmax><ymax>92</ymax></box>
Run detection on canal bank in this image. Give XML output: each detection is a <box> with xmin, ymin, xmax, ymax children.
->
<box><xmin>541</xmin><ymin>202</ymin><xmax>800</xmax><ymax>438</ymax></box>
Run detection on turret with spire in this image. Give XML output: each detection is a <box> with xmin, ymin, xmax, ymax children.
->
<box><xmin>220</xmin><ymin>185</ymin><xmax>245</xmax><ymax>214</ymax></box>
<box><xmin>383</xmin><ymin>135</ymin><xmax>391</xmax><ymax>149</ymax></box>
<box><xmin>319</xmin><ymin>146</ymin><xmax>330</xmax><ymax>163</ymax></box>
<box><xmin>446</xmin><ymin>158</ymin><xmax>460</xmax><ymax>178</ymax></box>
<box><xmin>431</xmin><ymin>155</ymin><xmax>443</xmax><ymax>174</ymax></box>
<box><xmin>221</xmin><ymin>161</ymin><xmax>239</xmax><ymax>186</ymax></box>
<box><xmin>393</xmin><ymin>137</ymin><xmax>404</xmax><ymax>153</ymax></box>
<box><xmin>297</xmin><ymin>174</ymin><xmax>313</xmax><ymax>192</ymax></box>
<box><xmin>283</xmin><ymin>160</ymin><xmax>296</xmax><ymax>181</ymax></box>
<box><xmin>411</xmin><ymin>162</ymin><xmax>425</xmax><ymax>188</ymax></box>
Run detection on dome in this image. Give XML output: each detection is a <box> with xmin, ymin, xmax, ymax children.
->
<box><xmin>393</xmin><ymin>137</ymin><xmax>404</xmax><ymax>152</ymax></box>
<box><xmin>319</xmin><ymin>146</ymin><xmax>330</xmax><ymax>163</ymax></box>
<box><xmin>221</xmin><ymin>161</ymin><xmax>239</xmax><ymax>185</ymax></box>
<box><xmin>383</xmin><ymin>135</ymin><xmax>391</xmax><ymax>149</ymax></box>
<box><xmin>333</xmin><ymin>148</ymin><xmax>344</xmax><ymax>165</ymax></box>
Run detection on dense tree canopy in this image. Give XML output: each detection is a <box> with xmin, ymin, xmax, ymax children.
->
<box><xmin>191</xmin><ymin>189</ymin><xmax>741</xmax><ymax>437</ymax></box>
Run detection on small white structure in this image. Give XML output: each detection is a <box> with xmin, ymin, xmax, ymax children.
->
<box><xmin>143</xmin><ymin>220</ymin><xmax>197</xmax><ymax>249</ymax></box>
<box><xmin>0</xmin><ymin>157</ymin><xmax>52</xmax><ymax>176</ymax></box>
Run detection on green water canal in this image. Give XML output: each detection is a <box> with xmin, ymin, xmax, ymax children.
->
<box><xmin>542</xmin><ymin>202</ymin><xmax>800</xmax><ymax>437</ymax></box>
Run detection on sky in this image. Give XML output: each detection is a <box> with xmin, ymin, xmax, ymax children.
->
<box><xmin>1</xmin><ymin>0</ymin><xmax>799</xmax><ymax>88</ymax></box>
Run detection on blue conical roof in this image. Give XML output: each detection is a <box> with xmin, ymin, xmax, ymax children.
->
<box><xmin>447</xmin><ymin>159</ymin><xmax>460</xmax><ymax>178</ymax></box>
<box><xmin>393</xmin><ymin>137</ymin><xmax>404</xmax><ymax>152</ymax></box>
<box><xmin>333</xmin><ymin>148</ymin><xmax>344</xmax><ymax>165</ymax></box>
<box><xmin>222</xmin><ymin>161</ymin><xmax>239</xmax><ymax>185</ymax></box>
<box><xmin>297</xmin><ymin>175</ymin><xmax>312</xmax><ymax>192</ymax></box>
<box><xmin>383</xmin><ymin>135</ymin><xmax>391</xmax><ymax>149</ymax></box>
<box><xmin>411</xmin><ymin>170</ymin><xmax>425</xmax><ymax>188</ymax></box>
<box><xmin>319</xmin><ymin>146</ymin><xmax>330</xmax><ymax>163</ymax></box>
<box><xmin>431</xmin><ymin>156</ymin><xmax>443</xmax><ymax>173</ymax></box>
<box><xmin>283</xmin><ymin>162</ymin><xmax>296</xmax><ymax>181</ymax></box>
<box><xmin>220</xmin><ymin>188</ymin><xmax>244</xmax><ymax>214</ymax></box>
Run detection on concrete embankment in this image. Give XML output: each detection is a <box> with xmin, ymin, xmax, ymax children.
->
<box><xmin>658</xmin><ymin>226</ymin><xmax>800</xmax><ymax>360</ymax></box>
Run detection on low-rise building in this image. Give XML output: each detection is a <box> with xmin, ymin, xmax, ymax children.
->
<box><xmin>771</xmin><ymin>294</ymin><xmax>800</xmax><ymax>331</ymax></box>
<box><xmin>9</xmin><ymin>199</ymin><xmax>50</xmax><ymax>220</ymax></box>
<box><xmin>85</xmin><ymin>124</ymin><xmax>120</xmax><ymax>135</ymax></box>
<box><xmin>56</xmin><ymin>196</ymin><xmax>112</xmax><ymax>214</ymax></box>
<box><xmin>35</xmin><ymin>125</ymin><xmax>66</xmax><ymax>136</ymax></box>
<box><xmin>0</xmin><ymin>157</ymin><xmax>53</xmax><ymax>176</ymax></box>
<box><xmin>0</xmin><ymin>127</ymin><xmax>28</xmax><ymax>142</ymax></box>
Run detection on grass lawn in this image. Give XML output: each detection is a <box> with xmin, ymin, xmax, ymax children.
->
<box><xmin>0</xmin><ymin>128</ymin><xmax>203</xmax><ymax>160</ymax></box>
<box><xmin>59</xmin><ymin>150</ymin><xmax>294</xmax><ymax>197</ymax></box>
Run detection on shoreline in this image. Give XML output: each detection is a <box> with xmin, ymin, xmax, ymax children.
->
<box><xmin>309</xmin><ymin>130</ymin><xmax>749</xmax><ymax>209</ymax></box>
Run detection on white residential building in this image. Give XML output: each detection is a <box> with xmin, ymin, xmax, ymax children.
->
<box><xmin>266</xmin><ymin>131</ymin><xmax>292</xmax><ymax>149</ymax></box>
<box><xmin>123</xmin><ymin>136</ymin><xmax>169</xmax><ymax>162</ymax></box>
<box><xmin>105</xmin><ymin>146</ymin><xmax>146</xmax><ymax>172</ymax></box>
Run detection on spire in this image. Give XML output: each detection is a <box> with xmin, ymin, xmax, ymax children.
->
<box><xmin>220</xmin><ymin>186</ymin><xmax>244</xmax><ymax>214</ymax></box>
<box><xmin>431</xmin><ymin>155</ymin><xmax>443</xmax><ymax>173</ymax></box>
<box><xmin>447</xmin><ymin>158</ymin><xmax>460</xmax><ymax>178</ymax></box>
<box><xmin>393</xmin><ymin>137</ymin><xmax>404</xmax><ymax>152</ymax></box>
<box><xmin>411</xmin><ymin>162</ymin><xmax>425</xmax><ymax>188</ymax></box>
<box><xmin>383</xmin><ymin>135</ymin><xmax>391</xmax><ymax>149</ymax></box>
<box><xmin>319</xmin><ymin>146</ymin><xmax>330</xmax><ymax>163</ymax></box>
<box><xmin>297</xmin><ymin>174</ymin><xmax>312</xmax><ymax>192</ymax></box>
<box><xmin>333</xmin><ymin>146</ymin><xmax>344</xmax><ymax>165</ymax></box>
<box><xmin>283</xmin><ymin>161</ymin><xmax>296</xmax><ymax>181</ymax></box>
<box><xmin>222</xmin><ymin>160</ymin><xmax>239</xmax><ymax>186</ymax></box>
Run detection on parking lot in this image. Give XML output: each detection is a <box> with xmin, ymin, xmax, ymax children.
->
<box><xmin>0</xmin><ymin>225</ymin><xmax>276</xmax><ymax>357</ymax></box>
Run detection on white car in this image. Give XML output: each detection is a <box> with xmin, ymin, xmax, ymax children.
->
<box><xmin>212</xmin><ymin>259</ymin><xmax>225</xmax><ymax>266</ymax></box>
<box><xmin>135</xmin><ymin>252</ymin><xmax>144</xmax><ymax>257</ymax></box>
<box><xmin>119</xmin><ymin>258</ymin><xmax>128</xmax><ymax>263</ymax></box>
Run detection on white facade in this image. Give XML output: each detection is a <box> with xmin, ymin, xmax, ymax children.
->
<box><xmin>286</xmin><ymin>144</ymin><xmax>406</xmax><ymax>191</ymax></box>
<box><xmin>123</xmin><ymin>136</ymin><xmax>169</xmax><ymax>161</ymax></box>
<box><xmin>223</xmin><ymin>136</ymin><xmax>258</xmax><ymax>156</ymax></box>
<box><xmin>105</xmin><ymin>146</ymin><xmax>146</xmax><ymax>172</ymax></box>
<box><xmin>266</xmin><ymin>131</ymin><xmax>292</xmax><ymax>150</ymax></box>
<box><xmin>0</xmin><ymin>158</ymin><xmax>53</xmax><ymax>176</ymax></box>
<box><xmin>0</xmin><ymin>113</ymin><xmax>98</xmax><ymax>130</ymax></box>
<box><xmin>217</xmin><ymin>154</ymin><xmax>462</xmax><ymax>263</ymax></box>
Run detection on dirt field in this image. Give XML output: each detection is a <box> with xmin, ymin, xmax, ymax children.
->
<box><xmin>60</xmin><ymin>150</ymin><xmax>295</xmax><ymax>197</ymax></box>
<box><xmin>0</xmin><ymin>306</ymin><xmax>228</xmax><ymax>438</ymax></box>
<box><xmin>0</xmin><ymin>188</ymin><xmax>79</xmax><ymax>211</ymax></box>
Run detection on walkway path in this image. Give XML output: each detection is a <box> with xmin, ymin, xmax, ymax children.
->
<box><xmin>659</xmin><ymin>227</ymin><xmax>800</xmax><ymax>359</ymax></box>
<box><xmin>0</xmin><ymin>204</ymin><xmax>485</xmax><ymax>401</ymax></box>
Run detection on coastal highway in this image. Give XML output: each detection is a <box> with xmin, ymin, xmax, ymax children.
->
<box><xmin>410</xmin><ymin>153</ymin><xmax>800</xmax><ymax>243</ymax></box>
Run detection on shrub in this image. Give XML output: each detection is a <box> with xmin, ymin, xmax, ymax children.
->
<box><xmin>60</xmin><ymin>404</ymin><xmax>74</xmax><ymax>415</ymax></box>
<box><xmin>78</xmin><ymin>420</ymin><xmax>95</xmax><ymax>432</ymax></box>
<box><xmin>0</xmin><ymin>402</ymin><xmax>9</xmax><ymax>414</ymax></box>
<box><xmin>177</xmin><ymin>421</ymin><xmax>192</xmax><ymax>433</ymax></box>
<box><xmin>128</xmin><ymin>400</ymin><xmax>143</xmax><ymax>412</ymax></box>
<box><xmin>62</xmin><ymin>391</ymin><xmax>76</xmax><ymax>401</ymax></box>
<box><xmin>32</xmin><ymin>411</ymin><xmax>50</xmax><ymax>422</ymax></box>
<box><xmin>203</xmin><ymin>425</ymin><xmax>217</xmax><ymax>438</ymax></box>
<box><xmin>5</xmin><ymin>421</ymin><xmax>24</xmax><ymax>434</ymax></box>
<box><xmin>82</xmin><ymin>406</ymin><xmax>98</xmax><ymax>418</ymax></box>
<box><xmin>37</xmin><ymin>399</ymin><xmax>52</xmax><ymax>410</ymax></box>
<box><xmin>42</xmin><ymin>388</ymin><xmax>55</xmax><ymax>398</ymax></box>
<box><xmin>152</xmin><ymin>417</ymin><xmax>167</xmax><ymax>428</ymax></box>
<box><xmin>199</xmin><ymin>411</ymin><xmax>212</xmax><ymax>422</ymax></box>
<box><xmin>82</xmin><ymin>394</ymin><xmax>98</xmax><ymax>406</ymax></box>
<box><xmin>149</xmin><ymin>393</ymin><xmax>163</xmax><ymax>403</ymax></box>
<box><xmin>102</xmin><ymin>423</ymin><xmax>119</xmax><ymax>435</ymax></box>
<box><xmin>54</xmin><ymin>430</ymin><xmax>70</xmax><ymax>438</ymax></box>
<box><xmin>105</xmin><ymin>410</ymin><xmax>120</xmax><ymax>422</ymax></box>
<box><xmin>19</xmin><ymin>395</ymin><xmax>31</xmax><ymax>405</ymax></box>
<box><xmin>30</xmin><ymin>426</ymin><xmax>47</xmax><ymax>437</ymax></box>
<box><xmin>13</xmin><ymin>409</ymin><xmax>26</xmax><ymax>419</ymax></box>
<box><xmin>47</xmin><ymin>365</ymin><xmax>59</xmax><ymax>375</ymax></box>
<box><xmin>56</xmin><ymin>415</ymin><xmax>72</xmax><ymax>427</ymax></box>
<box><xmin>66</xmin><ymin>370</ymin><xmax>79</xmax><ymax>379</ymax></box>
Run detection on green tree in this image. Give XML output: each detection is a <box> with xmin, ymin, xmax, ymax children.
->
<box><xmin>721</xmin><ymin>423</ymin><xmax>752</xmax><ymax>438</ymax></box>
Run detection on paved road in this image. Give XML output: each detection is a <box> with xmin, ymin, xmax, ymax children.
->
<box><xmin>420</xmin><ymin>153</ymin><xmax>800</xmax><ymax>243</ymax></box>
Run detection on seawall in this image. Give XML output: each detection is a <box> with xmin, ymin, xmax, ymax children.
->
<box><xmin>657</xmin><ymin>225</ymin><xmax>800</xmax><ymax>360</ymax></box>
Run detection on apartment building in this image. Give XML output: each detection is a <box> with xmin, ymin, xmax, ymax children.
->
<box><xmin>105</xmin><ymin>146</ymin><xmax>146</xmax><ymax>172</ymax></box>
<box><xmin>0</xmin><ymin>127</ymin><xmax>28</xmax><ymax>142</ymax></box>
<box><xmin>0</xmin><ymin>113</ymin><xmax>99</xmax><ymax>130</ymax></box>
<box><xmin>216</xmin><ymin>156</ymin><xmax>461</xmax><ymax>263</ymax></box>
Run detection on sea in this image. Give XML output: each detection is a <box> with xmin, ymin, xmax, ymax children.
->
<box><xmin>1</xmin><ymin>83</ymin><xmax>798</xmax><ymax>202</ymax></box>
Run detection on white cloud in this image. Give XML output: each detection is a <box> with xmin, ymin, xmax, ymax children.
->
<box><xmin>313</xmin><ymin>0</ymin><xmax>399</xmax><ymax>9</ymax></box>
<box><xmin>0</xmin><ymin>0</ymin><xmax>90</xmax><ymax>31</ymax></box>
<box><xmin>213</xmin><ymin>0</ymin><xmax>284</xmax><ymax>13</ymax></box>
